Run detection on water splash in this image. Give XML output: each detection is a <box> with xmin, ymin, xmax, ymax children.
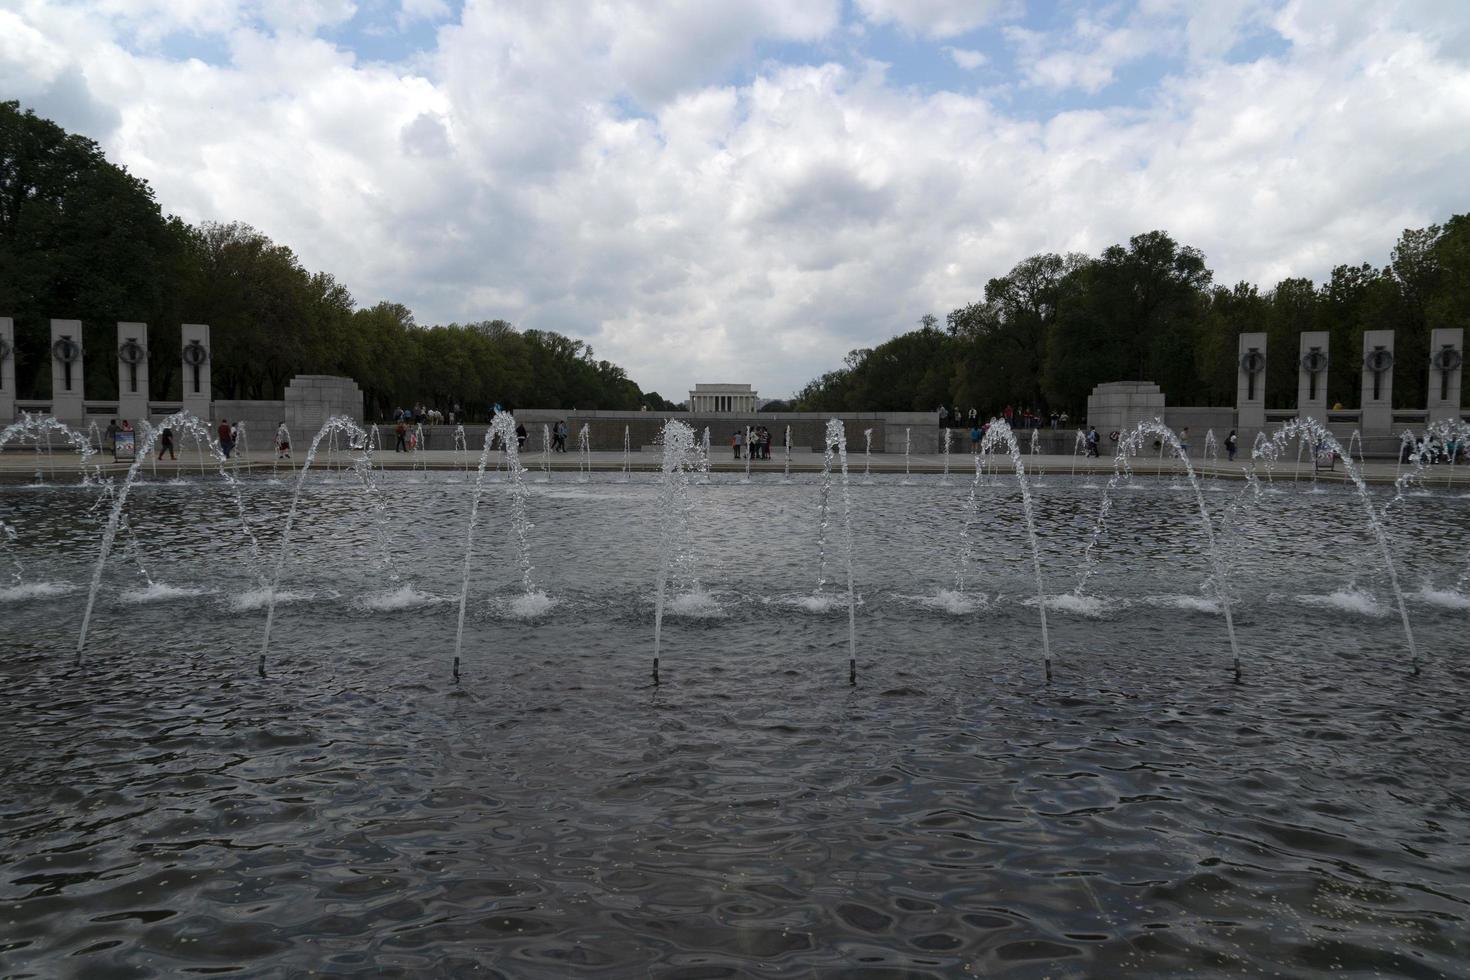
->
<box><xmin>651</xmin><ymin>420</ymin><xmax>700</xmax><ymax>680</ymax></box>
<box><xmin>824</xmin><ymin>419</ymin><xmax>858</xmax><ymax>680</ymax></box>
<box><xmin>77</xmin><ymin>411</ymin><xmax>264</xmax><ymax>662</ymax></box>
<box><xmin>979</xmin><ymin>419</ymin><xmax>1053</xmax><ymax>678</ymax></box>
<box><xmin>258</xmin><ymin>416</ymin><xmax>369</xmax><ymax>669</ymax></box>
<box><xmin>863</xmin><ymin>428</ymin><xmax>873</xmax><ymax>484</ymax></box>
<box><xmin>454</xmin><ymin>412</ymin><xmax>539</xmax><ymax>676</ymax></box>
<box><xmin>1253</xmin><ymin>418</ymin><xmax>1420</xmax><ymax>672</ymax></box>
<box><xmin>578</xmin><ymin>424</ymin><xmax>591</xmax><ymax>482</ymax></box>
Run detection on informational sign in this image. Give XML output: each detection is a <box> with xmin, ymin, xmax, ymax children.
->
<box><xmin>114</xmin><ymin>430</ymin><xmax>136</xmax><ymax>461</ymax></box>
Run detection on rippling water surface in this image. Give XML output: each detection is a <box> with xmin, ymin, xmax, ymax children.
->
<box><xmin>2</xmin><ymin>471</ymin><xmax>1468</xmax><ymax>977</ymax></box>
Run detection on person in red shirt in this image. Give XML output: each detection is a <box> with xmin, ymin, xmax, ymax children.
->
<box><xmin>218</xmin><ymin>419</ymin><xmax>234</xmax><ymax>459</ymax></box>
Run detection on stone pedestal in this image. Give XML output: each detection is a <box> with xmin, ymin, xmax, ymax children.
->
<box><xmin>1427</xmin><ymin>327</ymin><xmax>1464</xmax><ymax>423</ymax></box>
<box><xmin>285</xmin><ymin>375</ymin><xmax>364</xmax><ymax>441</ymax></box>
<box><xmin>0</xmin><ymin>317</ymin><xmax>14</xmax><ymax>423</ymax></box>
<box><xmin>1361</xmin><ymin>329</ymin><xmax>1395</xmax><ymax>438</ymax></box>
<box><xmin>181</xmin><ymin>324</ymin><xmax>212</xmax><ymax>421</ymax></box>
<box><xmin>50</xmin><ymin>319</ymin><xmax>85</xmax><ymax>423</ymax></box>
<box><xmin>1236</xmin><ymin>333</ymin><xmax>1266</xmax><ymax>431</ymax></box>
<box><xmin>1085</xmin><ymin>381</ymin><xmax>1166</xmax><ymax>442</ymax></box>
<box><xmin>1297</xmin><ymin>331</ymin><xmax>1329</xmax><ymax>425</ymax></box>
<box><xmin>116</xmin><ymin>322</ymin><xmax>149</xmax><ymax>424</ymax></box>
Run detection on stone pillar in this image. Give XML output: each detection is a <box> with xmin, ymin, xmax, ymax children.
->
<box><xmin>1236</xmin><ymin>332</ymin><xmax>1266</xmax><ymax>432</ymax></box>
<box><xmin>1427</xmin><ymin>327</ymin><xmax>1464</xmax><ymax>423</ymax></box>
<box><xmin>1297</xmin><ymin>331</ymin><xmax>1329</xmax><ymax>424</ymax></box>
<box><xmin>1360</xmin><ymin>329</ymin><xmax>1395</xmax><ymax>437</ymax></box>
<box><xmin>0</xmin><ymin>317</ymin><xmax>15</xmax><ymax>423</ymax></box>
<box><xmin>181</xmin><ymin>323</ymin><xmax>212</xmax><ymax>421</ymax></box>
<box><xmin>116</xmin><ymin>322</ymin><xmax>149</xmax><ymax>424</ymax></box>
<box><xmin>50</xmin><ymin>318</ymin><xmax>85</xmax><ymax>423</ymax></box>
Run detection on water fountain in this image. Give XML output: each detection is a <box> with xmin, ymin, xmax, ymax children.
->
<box><xmin>743</xmin><ymin>426</ymin><xmax>753</xmax><ymax>483</ymax></box>
<box><xmin>650</xmin><ymin>420</ymin><xmax>700</xmax><ymax>685</ymax></box>
<box><xmin>863</xmin><ymin>428</ymin><xmax>873</xmax><ymax>484</ymax></box>
<box><xmin>454</xmin><ymin>424</ymin><xmax>468</xmax><ymax>476</ymax></box>
<box><xmin>903</xmin><ymin>428</ymin><xmax>912</xmax><ymax>484</ymax></box>
<box><xmin>978</xmin><ymin>420</ymin><xmax>1053</xmax><ymax>681</ymax></box>
<box><xmin>784</xmin><ymin>425</ymin><xmax>792</xmax><ymax>482</ymax></box>
<box><xmin>577</xmin><ymin>424</ymin><xmax>591</xmax><ymax>482</ymax></box>
<box><xmin>540</xmin><ymin>424</ymin><xmax>551</xmax><ymax>482</ymax></box>
<box><xmin>622</xmin><ymin>425</ymin><xmax>631</xmax><ymax>481</ymax></box>
<box><xmin>9</xmin><ymin>406</ymin><xmax>1470</xmax><ymax>978</ymax></box>
<box><xmin>1070</xmin><ymin>429</ymin><xmax>1086</xmax><ymax>479</ymax></box>
<box><xmin>1253</xmin><ymin>418</ymin><xmax>1420</xmax><ymax>674</ymax></box>
<box><xmin>940</xmin><ymin>427</ymin><xmax>952</xmax><ymax>484</ymax></box>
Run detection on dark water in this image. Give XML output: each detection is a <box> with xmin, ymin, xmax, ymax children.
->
<box><xmin>2</xmin><ymin>472</ymin><xmax>1468</xmax><ymax>977</ymax></box>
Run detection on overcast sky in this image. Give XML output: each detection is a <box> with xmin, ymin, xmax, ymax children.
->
<box><xmin>3</xmin><ymin>1</ymin><xmax>1468</xmax><ymax>399</ymax></box>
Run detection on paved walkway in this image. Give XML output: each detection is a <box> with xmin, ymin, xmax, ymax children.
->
<box><xmin>0</xmin><ymin>447</ymin><xmax>1454</xmax><ymax>487</ymax></box>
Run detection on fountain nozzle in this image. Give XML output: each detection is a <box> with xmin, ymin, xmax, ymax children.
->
<box><xmin>1411</xmin><ymin>658</ymin><xmax>1420</xmax><ymax>677</ymax></box>
<box><xmin>1044</xmin><ymin>658</ymin><xmax>1052</xmax><ymax>684</ymax></box>
<box><xmin>1233</xmin><ymin>657</ymin><xmax>1241</xmax><ymax>684</ymax></box>
<box><xmin>452</xmin><ymin>656</ymin><xmax>460</xmax><ymax>684</ymax></box>
<box><xmin>258</xmin><ymin>654</ymin><xmax>266</xmax><ymax>678</ymax></box>
<box><xmin>652</xmin><ymin>657</ymin><xmax>660</xmax><ymax>686</ymax></box>
<box><xmin>849</xmin><ymin>657</ymin><xmax>856</xmax><ymax>686</ymax></box>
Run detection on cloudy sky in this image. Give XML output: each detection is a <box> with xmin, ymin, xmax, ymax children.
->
<box><xmin>4</xmin><ymin>1</ymin><xmax>1468</xmax><ymax>399</ymax></box>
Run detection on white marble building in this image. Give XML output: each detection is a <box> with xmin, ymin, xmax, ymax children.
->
<box><xmin>688</xmin><ymin>383</ymin><xmax>759</xmax><ymax>413</ymax></box>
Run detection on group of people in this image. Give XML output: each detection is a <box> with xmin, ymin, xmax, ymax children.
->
<box><xmin>732</xmin><ymin>426</ymin><xmax>776</xmax><ymax>459</ymax></box>
<box><xmin>393</xmin><ymin>404</ymin><xmax>452</xmax><ymax>426</ymax></box>
<box><xmin>1403</xmin><ymin>435</ymin><xmax>1467</xmax><ymax>464</ymax></box>
<box><xmin>939</xmin><ymin>405</ymin><xmax>1074</xmax><ymax>431</ymax></box>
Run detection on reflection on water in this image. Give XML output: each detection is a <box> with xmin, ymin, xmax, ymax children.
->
<box><xmin>1</xmin><ymin>474</ymin><xmax>1467</xmax><ymax>976</ymax></box>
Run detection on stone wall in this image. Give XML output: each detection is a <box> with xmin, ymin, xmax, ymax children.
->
<box><xmin>284</xmin><ymin>376</ymin><xmax>363</xmax><ymax>438</ymax></box>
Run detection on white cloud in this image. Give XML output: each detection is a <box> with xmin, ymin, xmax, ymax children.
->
<box><xmin>944</xmin><ymin>46</ymin><xmax>987</xmax><ymax>70</ymax></box>
<box><xmin>1</xmin><ymin>0</ymin><xmax>1468</xmax><ymax>399</ymax></box>
<box><xmin>854</xmin><ymin>0</ymin><xmax>1007</xmax><ymax>39</ymax></box>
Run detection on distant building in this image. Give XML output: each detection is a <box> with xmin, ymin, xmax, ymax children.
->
<box><xmin>688</xmin><ymin>383</ymin><xmax>759</xmax><ymax>413</ymax></box>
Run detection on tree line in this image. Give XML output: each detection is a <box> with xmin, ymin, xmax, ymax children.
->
<box><xmin>794</xmin><ymin>222</ymin><xmax>1470</xmax><ymax>419</ymax></box>
<box><xmin>0</xmin><ymin>101</ymin><xmax>680</xmax><ymax>421</ymax></box>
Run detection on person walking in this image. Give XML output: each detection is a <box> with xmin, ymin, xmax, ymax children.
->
<box><xmin>516</xmin><ymin>423</ymin><xmax>527</xmax><ymax>450</ymax></box>
<box><xmin>1178</xmin><ymin>427</ymin><xmax>1190</xmax><ymax>457</ymax></box>
<box><xmin>1225</xmin><ymin>430</ymin><xmax>1238</xmax><ymax>462</ymax></box>
<box><xmin>159</xmin><ymin>426</ymin><xmax>176</xmax><ymax>460</ymax></box>
<box><xmin>394</xmin><ymin>420</ymin><xmax>408</xmax><ymax>452</ymax></box>
<box><xmin>217</xmin><ymin>419</ymin><xmax>234</xmax><ymax>459</ymax></box>
<box><xmin>276</xmin><ymin>422</ymin><xmax>291</xmax><ymax>459</ymax></box>
<box><xmin>104</xmin><ymin>419</ymin><xmax>119</xmax><ymax>457</ymax></box>
<box><xmin>1086</xmin><ymin>426</ymin><xmax>1100</xmax><ymax>458</ymax></box>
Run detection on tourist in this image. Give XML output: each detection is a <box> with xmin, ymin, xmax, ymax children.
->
<box><xmin>1225</xmin><ymin>430</ymin><xmax>1238</xmax><ymax>462</ymax></box>
<box><xmin>1179</xmin><ymin>427</ymin><xmax>1190</xmax><ymax>457</ymax></box>
<box><xmin>217</xmin><ymin>418</ymin><xmax>233</xmax><ymax>458</ymax></box>
<box><xmin>732</xmin><ymin>429</ymin><xmax>742</xmax><ymax>459</ymax></box>
<box><xmin>276</xmin><ymin>422</ymin><xmax>290</xmax><ymax>459</ymax></box>
<box><xmin>394</xmin><ymin>420</ymin><xmax>407</xmax><ymax>452</ymax></box>
<box><xmin>555</xmin><ymin>420</ymin><xmax>568</xmax><ymax>452</ymax></box>
<box><xmin>159</xmin><ymin>426</ymin><xmax>176</xmax><ymax>460</ymax></box>
<box><xmin>121</xmin><ymin>418</ymin><xmax>133</xmax><ymax>432</ymax></box>
<box><xmin>1085</xmin><ymin>426</ymin><xmax>1100</xmax><ymax>457</ymax></box>
<box><xmin>516</xmin><ymin>423</ymin><xmax>527</xmax><ymax>449</ymax></box>
<box><xmin>969</xmin><ymin>423</ymin><xmax>981</xmax><ymax>451</ymax></box>
<box><xmin>104</xmin><ymin>419</ymin><xmax>118</xmax><ymax>454</ymax></box>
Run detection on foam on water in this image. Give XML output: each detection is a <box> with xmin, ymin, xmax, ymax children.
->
<box><xmin>230</xmin><ymin>587</ymin><xmax>318</xmax><ymax>612</ymax></box>
<box><xmin>1143</xmin><ymin>594</ymin><xmax>1223</xmax><ymax>614</ymax></box>
<box><xmin>0</xmin><ymin>581</ymin><xmax>75</xmax><ymax>603</ymax></box>
<box><xmin>119</xmin><ymin>583</ymin><xmax>212</xmax><ymax>604</ymax></box>
<box><xmin>505</xmin><ymin>590</ymin><xmax>557</xmax><ymax>619</ymax></box>
<box><xmin>911</xmin><ymin>589</ymin><xmax>986</xmax><ymax>615</ymax></box>
<box><xmin>1419</xmin><ymin>586</ymin><xmax>1470</xmax><ymax>610</ymax></box>
<box><xmin>357</xmin><ymin>585</ymin><xmax>449</xmax><ymax>611</ymax></box>
<box><xmin>1031</xmin><ymin>592</ymin><xmax>1111</xmax><ymax>617</ymax></box>
<box><xmin>784</xmin><ymin>593</ymin><xmax>846</xmax><ymax>613</ymax></box>
<box><xmin>665</xmin><ymin>591</ymin><xmax>724</xmax><ymax>618</ymax></box>
<box><xmin>1294</xmin><ymin>588</ymin><xmax>1386</xmax><ymax>617</ymax></box>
